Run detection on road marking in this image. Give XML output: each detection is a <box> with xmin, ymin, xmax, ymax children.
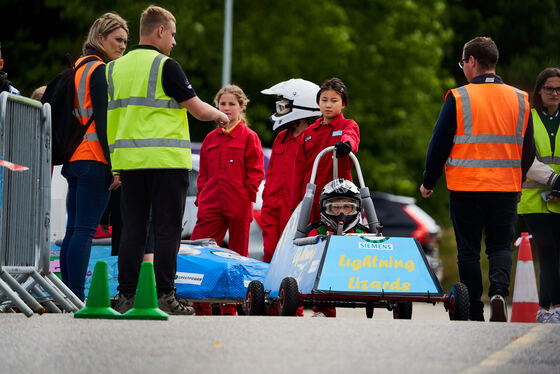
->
<box><xmin>461</xmin><ymin>325</ymin><xmax>548</xmax><ymax>374</ymax></box>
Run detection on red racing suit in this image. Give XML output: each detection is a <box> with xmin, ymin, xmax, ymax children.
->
<box><xmin>291</xmin><ymin>113</ymin><xmax>360</xmax><ymax>223</ymax></box>
<box><xmin>261</xmin><ymin>127</ymin><xmax>302</xmax><ymax>262</ymax></box>
<box><xmin>191</xmin><ymin>121</ymin><xmax>265</xmax><ymax>257</ymax></box>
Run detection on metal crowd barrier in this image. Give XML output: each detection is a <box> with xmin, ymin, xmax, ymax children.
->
<box><xmin>0</xmin><ymin>91</ymin><xmax>84</xmax><ymax>316</ymax></box>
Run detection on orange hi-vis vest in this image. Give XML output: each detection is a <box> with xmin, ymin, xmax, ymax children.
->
<box><xmin>445</xmin><ymin>82</ymin><xmax>530</xmax><ymax>192</ymax></box>
<box><xmin>69</xmin><ymin>54</ymin><xmax>107</xmax><ymax>164</ymax></box>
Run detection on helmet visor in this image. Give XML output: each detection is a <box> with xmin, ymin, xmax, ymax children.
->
<box><xmin>324</xmin><ymin>200</ymin><xmax>359</xmax><ymax>216</ymax></box>
<box><xmin>275</xmin><ymin>99</ymin><xmax>292</xmax><ymax>115</ymax></box>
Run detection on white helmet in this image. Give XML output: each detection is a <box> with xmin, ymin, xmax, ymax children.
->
<box><xmin>261</xmin><ymin>78</ymin><xmax>322</xmax><ymax>130</ymax></box>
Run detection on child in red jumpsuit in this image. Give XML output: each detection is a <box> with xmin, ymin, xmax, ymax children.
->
<box><xmin>191</xmin><ymin>85</ymin><xmax>265</xmax><ymax>315</ymax></box>
<box><xmin>291</xmin><ymin>78</ymin><xmax>360</xmax><ymax>224</ymax></box>
<box><xmin>308</xmin><ymin>178</ymin><xmax>368</xmax><ymax>317</ymax></box>
<box><xmin>260</xmin><ymin>79</ymin><xmax>322</xmax><ymax>263</ymax></box>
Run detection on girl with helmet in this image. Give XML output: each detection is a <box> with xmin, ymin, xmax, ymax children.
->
<box><xmin>291</xmin><ymin>77</ymin><xmax>360</xmax><ymax>224</ymax></box>
<box><xmin>307</xmin><ymin>178</ymin><xmax>366</xmax><ymax>317</ymax></box>
<box><xmin>260</xmin><ymin>78</ymin><xmax>322</xmax><ymax>263</ymax></box>
<box><xmin>310</xmin><ymin>178</ymin><xmax>367</xmax><ymax>236</ymax></box>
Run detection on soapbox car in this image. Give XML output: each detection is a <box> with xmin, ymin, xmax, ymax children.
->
<box><xmin>243</xmin><ymin>146</ymin><xmax>470</xmax><ymax>320</ymax></box>
<box><xmin>51</xmin><ymin>238</ymin><xmax>268</xmax><ymax>314</ymax></box>
<box><xmin>174</xmin><ymin>238</ymin><xmax>269</xmax><ymax>311</ymax></box>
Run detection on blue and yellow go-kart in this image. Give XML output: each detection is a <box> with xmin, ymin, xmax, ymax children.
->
<box><xmin>243</xmin><ymin>147</ymin><xmax>469</xmax><ymax>320</ymax></box>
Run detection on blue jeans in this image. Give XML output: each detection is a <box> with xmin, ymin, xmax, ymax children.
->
<box><xmin>60</xmin><ymin>161</ymin><xmax>111</xmax><ymax>300</ymax></box>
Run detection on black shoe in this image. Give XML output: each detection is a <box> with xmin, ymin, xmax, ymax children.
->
<box><xmin>469</xmin><ymin>314</ymin><xmax>485</xmax><ymax>322</ymax></box>
<box><xmin>489</xmin><ymin>294</ymin><xmax>508</xmax><ymax>322</ymax></box>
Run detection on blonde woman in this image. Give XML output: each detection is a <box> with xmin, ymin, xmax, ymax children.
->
<box><xmin>58</xmin><ymin>12</ymin><xmax>128</xmax><ymax>301</ymax></box>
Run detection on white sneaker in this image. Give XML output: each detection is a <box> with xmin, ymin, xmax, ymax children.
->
<box><xmin>312</xmin><ymin>312</ymin><xmax>326</xmax><ymax>317</ymax></box>
<box><xmin>549</xmin><ymin>309</ymin><xmax>560</xmax><ymax>323</ymax></box>
<box><xmin>536</xmin><ymin>309</ymin><xmax>552</xmax><ymax>323</ymax></box>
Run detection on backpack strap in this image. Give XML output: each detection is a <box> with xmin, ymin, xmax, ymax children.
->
<box><xmin>73</xmin><ymin>55</ymin><xmax>104</xmax><ymax>128</ymax></box>
<box><xmin>73</xmin><ymin>55</ymin><xmax>103</xmax><ymax>70</ymax></box>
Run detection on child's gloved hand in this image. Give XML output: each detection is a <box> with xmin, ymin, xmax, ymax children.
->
<box><xmin>334</xmin><ymin>141</ymin><xmax>352</xmax><ymax>157</ymax></box>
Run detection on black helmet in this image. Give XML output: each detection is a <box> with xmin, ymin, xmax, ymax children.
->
<box><xmin>319</xmin><ymin>179</ymin><xmax>361</xmax><ymax>233</ymax></box>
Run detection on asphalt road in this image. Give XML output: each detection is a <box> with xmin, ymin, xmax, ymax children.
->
<box><xmin>1</xmin><ymin>303</ymin><xmax>558</xmax><ymax>374</ymax></box>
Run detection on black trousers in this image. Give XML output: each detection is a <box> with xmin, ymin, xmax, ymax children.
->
<box><xmin>522</xmin><ymin>213</ymin><xmax>560</xmax><ymax>308</ymax></box>
<box><xmin>449</xmin><ymin>191</ymin><xmax>518</xmax><ymax>320</ymax></box>
<box><xmin>117</xmin><ymin>169</ymin><xmax>188</xmax><ymax>295</ymax></box>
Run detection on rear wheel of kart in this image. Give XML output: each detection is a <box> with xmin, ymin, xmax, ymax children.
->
<box><xmin>244</xmin><ymin>281</ymin><xmax>265</xmax><ymax>315</ymax></box>
<box><xmin>393</xmin><ymin>301</ymin><xmax>413</xmax><ymax>319</ymax></box>
<box><xmin>278</xmin><ymin>277</ymin><xmax>299</xmax><ymax>316</ymax></box>
<box><xmin>366</xmin><ymin>302</ymin><xmax>374</xmax><ymax>319</ymax></box>
<box><xmin>448</xmin><ymin>282</ymin><xmax>469</xmax><ymax>321</ymax></box>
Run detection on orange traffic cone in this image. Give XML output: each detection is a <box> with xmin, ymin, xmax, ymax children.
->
<box><xmin>510</xmin><ymin>232</ymin><xmax>539</xmax><ymax>323</ymax></box>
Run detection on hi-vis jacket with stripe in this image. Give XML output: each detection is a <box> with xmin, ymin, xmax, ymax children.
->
<box><xmin>106</xmin><ymin>48</ymin><xmax>191</xmax><ymax>171</ymax></box>
<box><xmin>70</xmin><ymin>54</ymin><xmax>107</xmax><ymax>163</ymax></box>
<box><xmin>518</xmin><ymin>109</ymin><xmax>560</xmax><ymax>214</ymax></box>
<box><xmin>445</xmin><ymin>79</ymin><xmax>530</xmax><ymax>192</ymax></box>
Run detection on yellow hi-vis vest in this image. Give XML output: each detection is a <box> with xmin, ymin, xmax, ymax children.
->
<box><xmin>106</xmin><ymin>48</ymin><xmax>191</xmax><ymax>171</ymax></box>
<box><xmin>518</xmin><ymin>108</ymin><xmax>560</xmax><ymax>214</ymax></box>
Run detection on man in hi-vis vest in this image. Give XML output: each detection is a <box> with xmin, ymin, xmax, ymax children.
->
<box><xmin>420</xmin><ymin>37</ymin><xmax>536</xmax><ymax>322</ymax></box>
<box><xmin>107</xmin><ymin>5</ymin><xmax>229</xmax><ymax>315</ymax></box>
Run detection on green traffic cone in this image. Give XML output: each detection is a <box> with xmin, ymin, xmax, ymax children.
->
<box><xmin>121</xmin><ymin>261</ymin><xmax>168</xmax><ymax>320</ymax></box>
<box><xmin>74</xmin><ymin>261</ymin><xmax>121</xmax><ymax>319</ymax></box>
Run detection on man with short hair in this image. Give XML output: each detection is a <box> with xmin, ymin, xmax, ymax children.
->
<box><xmin>0</xmin><ymin>42</ymin><xmax>20</xmax><ymax>95</ymax></box>
<box><xmin>107</xmin><ymin>5</ymin><xmax>229</xmax><ymax>314</ymax></box>
<box><xmin>420</xmin><ymin>37</ymin><xmax>536</xmax><ymax>322</ymax></box>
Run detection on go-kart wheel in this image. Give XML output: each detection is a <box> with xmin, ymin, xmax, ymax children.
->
<box><xmin>244</xmin><ymin>280</ymin><xmax>265</xmax><ymax>315</ymax></box>
<box><xmin>448</xmin><ymin>282</ymin><xmax>469</xmax><ymax>321</ymax></box>
<box><xmin>366</xmin><ymin>302</ymin><xmax>374</xmax><ymax>319</ymax></box>
<box><xmin>278</xmin><ymin>277</ymin><xmax>299</xmax><ymax>316</ymax></box>
<box><xmin>392</xmin><ymin>301</ymin><xmax>413</xmax><ymax>319</ymax></box>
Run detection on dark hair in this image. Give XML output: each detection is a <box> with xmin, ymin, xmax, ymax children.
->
<box><xmin>531</xmin><ymin>67</ymin><xmax>560</xmax><ymax>111</ymax></box>
<box><xmin>0</xmin><ymin>41</ymin><xmax>3</xmax><ymax>60</ymax></box>
<box><xmin>463</xmin><ymin>36</ymin><xmax>499</xmax><ymax>71</ymax></box>
<box><xmin>316</xmin><ymin>77</ymin><xmax>348</xmax><ymax>106</ymax></box>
